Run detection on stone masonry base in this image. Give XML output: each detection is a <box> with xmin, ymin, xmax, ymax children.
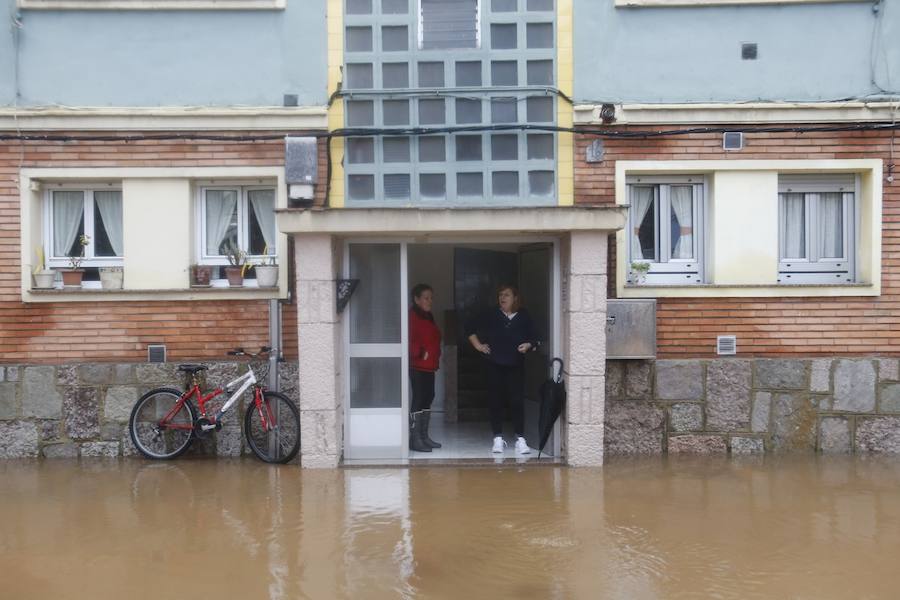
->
<box><xmin>0</xmin><ymin>361</ymin><xmax>298</xmax><ymax>459</ymax></box>
<box><xmin>606</xmin><ymin>358</ymin><xmax>900</xmax><ymax>456</ymax></box>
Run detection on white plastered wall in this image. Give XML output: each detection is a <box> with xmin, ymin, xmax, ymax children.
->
<box><xmin>19</xmin><ymin>166</ymin><xmax>289</xmax><ymax>302</ymax></box>
<box><xmin>615</xmin><ymin>159</ymin><xmax>883</xmax><ymax>298</ymax></box>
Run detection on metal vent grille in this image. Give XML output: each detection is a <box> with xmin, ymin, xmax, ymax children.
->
<box><xmin>716</xmin><ymin>335</ymin><xmax>737</xmax><ymax>356</ymax></box>
<box><xmin>723</xmin><ymin>132</ymin><xmax>743</xmax><ymax>151</ymax></box>
<box><xmin>147</xmin><ymin>344</ymin><xmax>167</xmax><ymax>363</ymax></box>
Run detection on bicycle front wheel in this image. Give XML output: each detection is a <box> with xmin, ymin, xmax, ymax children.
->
<box><xmin>129</xmin><ymin>387</ymin><xmax>196</xmax><ymax>460</ymax></box>
<box><xmin>244</xmin><ymin>391</ymin><xmax>301</xmax><ymax>464</ymax></box>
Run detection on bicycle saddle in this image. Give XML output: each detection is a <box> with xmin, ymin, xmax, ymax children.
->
<box><xmin>176</xmin><ymin>364</ymin><xmax>208</xmax><ymax>374</ymax></box>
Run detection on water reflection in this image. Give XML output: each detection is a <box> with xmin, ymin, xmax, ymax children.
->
<box><xmin>1</xmin><ymin>456</ymin><xmax>900</xmax><ymax>599</ymax></box>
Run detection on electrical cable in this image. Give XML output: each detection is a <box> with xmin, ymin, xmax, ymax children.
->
<box><xmin>3</xmin><ymin>120</ymin><xmax>899</xmax><ymax>144</ymax></box>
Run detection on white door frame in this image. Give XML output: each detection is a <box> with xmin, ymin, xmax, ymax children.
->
<box><xmin>342</xmin><ymin>235</ymin><xmax>562</xmax><ymax>462</ymax></box>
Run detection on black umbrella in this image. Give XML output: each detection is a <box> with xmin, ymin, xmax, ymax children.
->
<box><xmin>538</xmin><ymin>358</ymin><xmax>566</xmax><ymax>458</ymax></box>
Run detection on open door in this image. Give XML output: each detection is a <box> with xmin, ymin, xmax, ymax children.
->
<box><xmin>519</xmin><ymin>243</ymin><xmax>555</xmax><ymax>455</ymax></box>
<box><xmin>344</xmin><ymin>243</ymin><xmax>408</xmax><ymax>460</ymax></box>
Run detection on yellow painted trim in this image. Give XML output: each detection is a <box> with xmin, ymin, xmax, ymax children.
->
<box><xmin>614</xmin><ymin>159</ymin><xmax>883</xmax><ymax>299</ymax></box>
<box><xmin>556</xmin><ymin>0</ymin><xmax>574</xmax><ymax>206</ymax></box>
<box><xmin>327</xmin><ymin>0</ymin><xmax>346</xmax><ymax>209</ymax></box>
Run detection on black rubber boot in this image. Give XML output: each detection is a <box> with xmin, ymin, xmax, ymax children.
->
<box><xmin>409</xmin><ymin>411</ymin><xmax>432</xmax><ymax>452</ymax></box>
<box><xmin>421</xmin><ymin>410</ymin><xmax>442</xmax><ymax>449</ymax></box>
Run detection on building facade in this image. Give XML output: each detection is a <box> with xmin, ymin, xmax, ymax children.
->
<box><xmin>0</xmin><ymin>0</ymin><xmax>898</xmax><ymax>462</ymax></box>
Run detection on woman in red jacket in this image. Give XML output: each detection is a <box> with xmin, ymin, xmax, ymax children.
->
<box><xmin>409</xmin><ymin>283</ymin><xmax>442</xmax><ymax>452</ymax></box>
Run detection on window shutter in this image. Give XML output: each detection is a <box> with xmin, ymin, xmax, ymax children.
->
<box><xmin>421</xmin><ymin>0</ymin><xmax>478</xmax><ymax>50</ymax></box>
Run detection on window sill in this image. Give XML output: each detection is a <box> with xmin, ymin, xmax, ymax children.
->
<box><xmin>24</xmin><ymin>285</ymin><xmax>284</xmax><ymax>303</ymax></box>
<box><xmin>619</xmin><ymin>282</ymin><xmax>878</xmax><ymax>299</ymax></box>
<box><xmin>18</xmin><ymin>0</ymin><xmax>285</xmax><ymax>9</ymax></box>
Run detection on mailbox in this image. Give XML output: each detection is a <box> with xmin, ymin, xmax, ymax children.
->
<box><xmin>606</xmin><ymin>299</ymin><xmax>656</xmax><ymax>359</ymax></box>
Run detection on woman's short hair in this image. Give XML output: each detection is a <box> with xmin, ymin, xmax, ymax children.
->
<box><xmin>497</xmin><ymin>283</ymin><xmax>521</xmax><ymax>312</ymax></box>
<box><xmin>411</xmin><ymin>283</ymin><xmax>433</xmax><ymax>300</ymax></box>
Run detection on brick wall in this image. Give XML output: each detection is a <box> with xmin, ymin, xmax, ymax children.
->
<box><xmin>574</xmin><ymin>127</ymin><xmax>900</xmax><ymax>358</ymax></box>
<box><xmin>0</xmin><ymin>132</ymin><xmax>328</xmax><ymax>364</ymax></box>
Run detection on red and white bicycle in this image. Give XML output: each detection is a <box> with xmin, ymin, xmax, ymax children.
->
<box><xmin>128</xmin><ymin>347</ymin><xmax>301</xmax><ymax>464</ymax></box>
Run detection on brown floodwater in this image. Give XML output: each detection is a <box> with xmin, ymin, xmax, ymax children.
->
<box><xmin>2</xmin><ymin>456</ymin><xmax>900</xmax><ymax>599</ymax></box>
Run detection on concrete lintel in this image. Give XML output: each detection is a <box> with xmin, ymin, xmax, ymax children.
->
<box><xmin>277</xmin><ymin>206</ymin><xmax>626</xmax><ymax>236</ymax></box>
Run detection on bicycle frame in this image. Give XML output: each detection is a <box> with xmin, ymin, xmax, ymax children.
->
<box><xmin>160</xmin><ymin>368</ymin><xmax>259</xmax><ymax>430</ymax></box>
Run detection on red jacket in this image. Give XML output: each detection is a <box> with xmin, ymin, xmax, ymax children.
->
<box><xmin>409</xmin><ymin>308</ymin><xmax>441</xmax><ymax>372</ymax></box>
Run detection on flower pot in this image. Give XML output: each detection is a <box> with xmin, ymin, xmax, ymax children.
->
<box><xmin>255</xmin><ymin>264</ymin><xmax>279</xmax><ymax>288</ymax></box>
<box><xmin>60</xmin><ymin>268</ymin><xmax>85</xmax><ymax>288</ymax></box>
<box><xmin>191</xmin><ymin>264</ymin><xmax>213</xmax><ymax>287</ymax></box>
<box><xmin>99</xmin><ymin>267</ymin><xmax>124</xmax><ymax>290</ymax></box>
<box><xmin>224</xmin><ymin>266</ymin><xmax>244</xmax><ymax>287</ymax></box>
<box><xmin>32</xmin><ymin>270</ymin><xmax>56</xmax><ymax>289</ymax></box>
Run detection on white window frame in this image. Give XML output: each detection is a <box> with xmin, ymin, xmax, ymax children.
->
<box><xmin>43</xmin><ymin>184</ymin><xmax>123</xmax><ymax>269</ymax></box>
<box><xmin>196</xmin><ymin>184</ymin><xmax>278</xmax><ymax>267</ymax></box>
<box><xmin>626</xmin><ymin>174</ymin><xmax>706</xmax><ymax>285</ymax></box>
<box><xmin>417</xmin><ymin>0</ymin><xmax>482</xmax><ymax>51</ymax></box>
<box><xmin>777</xmin><ymin>174</ymin><xmax>857</xmax><ymax>284</ymax></box>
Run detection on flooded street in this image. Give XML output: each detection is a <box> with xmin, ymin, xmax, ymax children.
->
<box><xmin>3</xmin><ymin>458</ymin><xmax>900</xmax><ymax>599</ymax></box>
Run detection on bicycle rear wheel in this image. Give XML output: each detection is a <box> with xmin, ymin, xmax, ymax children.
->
<box><xmin>244</xmin><ymin>391</ymin><xmax>301</xmax><ymax>464</ymax></box>
<box><xmin>129</xmin><ymin>387</ymin><xmax>196</xmax><ymax>459</ymax></box>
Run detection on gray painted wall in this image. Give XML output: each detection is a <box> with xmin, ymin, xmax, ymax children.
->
<box><xmin>574</xmin><ymin>0</ymin><xmax>900</xmax><ymax>103</ymax></box>
<box><xmin>1</xmin><ymin>0</ymin><xmax>327</xmax><ymax>107</ymax></box>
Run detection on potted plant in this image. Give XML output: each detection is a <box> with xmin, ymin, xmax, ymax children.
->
<box><xmin>60</xmin><ymin>235</ymin><xmax>90</xmax><ymax>288</ymax></box>
<box><xmin>99</xmin><ymin>266</ymin><xmax>124</xmax><ymax>290</ymax></box>
<box><xmin>191</xmin><ymin>264</ymin><xmax>213</xmax><ymax>287</ymax></box>
<box><xmin>630</xmin><ymin>261</ymin><xmax>650</xmax><ymax>285</ymax></box>
<box><xmin>254</xmin><ymin>246</ymin><xmax>278</xmax><ymax>288</ymax></box>
<box><xmin>223</xmin><ymin>243</ymin><xmax>248</xmax><ymax>287</ymax></box>
<box><xmin>32</xmin><ymin>246</ymin><xmax>56</xmax><ymax>289</ymax></box>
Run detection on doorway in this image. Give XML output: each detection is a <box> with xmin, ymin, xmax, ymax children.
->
<box><xmin>343</xmin><ymin>239</ymin><xmax>560</xmax><ymax>463</ymax></box>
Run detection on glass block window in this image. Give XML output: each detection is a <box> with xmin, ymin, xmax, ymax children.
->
<box><xmin>382</xmin><ymin>0</ymin><xmax>407</xmax><ymax>13</ymax></box>
<box><xmin>456</xmin><ymin>136</ymin><xmax>483</xmax><ymax>161</ymax></box>
<box><xmin>491</xmin><ymin>98</ymin><xmax>517</xmax><ymax>123</ymax></box>
<box><xmin>420</xmin><ymin>174</ymin><xmax>447</xmax><ymax>200</ymax></box>
<box><xmin>492</xmin><ymin>171</ymin><xmax>519</xmax><ymax>196</ymax></box>
<box><xmin>492</xmin><ymin>0</ymin><xmax>517</xmax><ymax>11</ymax></box>
<box><xmin>418</xmin><ymin>62</ymin><xmax>445</xmax><ymax>87</ymax></box>
<box><xmin>419</xmin><ymin>99</ymin><xmax>446</xmax><ymax>125</ymax></box>
<box><xmin>382</xmin><ymin>100</ymin><xmax>410</xmax><ymax>126</ymax></box>
<box><xmin>527</xmin><ymin>60</ymin><xmax>553</xmax><ymax>85</ymax></box>
<box><xmin>343</xmin><ymin>0</ymin><xmax>556</xmax><ymax>206</ymax></box>
<box><xmin>419</xmin><ymin>136</ymin><xmax>446</xmax><ymax>162</ymax></box>
<box><xmin>382</xmin><ymin>62</ymin><xmax>409</xmax><ymax>88</ymax></box>
<box><xmin>346</xmin><ymin>27</ymin><xmax>373</xmax><ymax>52</ymax></box>
<box><xmin>346</xmin><ymin>100</ymin><xmax>374</xmax><ymax>126</ymax></box>
<box><xmin>384</xmin><ymin>137</ymin><xmax>410</xmax><ymax>162</ymax></box>
<box><xmin>346</xmin><ymin>64</ymin><xmax>374</xmax><ymax>89</ymax></box>
<box><xmin>456</xmin><ymin>99</ymin><xmax>482</xmax><ymax>124</ymax></box>
<box><xmin>384</xmin><ymin>174</ymin><xmax>411</xmax><ymax>200</ymax></box>
<box><xmin>491</xmin><ymin>134</ymin><xmax>518</xmax><ymax>160</ymax></box>
<box><xmin>491</xmin><ymin>24</ymin><xmax>517</xmax><ymax>49</ymax></box>
<box><xmin>347</xmin><ymin>138</ymin><xmax>375</xmax><ymax>164</ymax></box>
<box><xmin>346</xmin><ymin>0</ymin><xmax>371</xmax><ymax>15</ymax></box>
<box><xmin>491</xmin><ymin>61</ymin><xmax>517</xmax><ymax>86</ymax></box>
<box><xmin>382</xmin><ymin>26</ymin><xmax>408</xmax><ymax>51</ymax></box>
<box><xmin>456</xmin><ymin>61</ymin><xmax>482</xmax><ymax>86</ymax></box>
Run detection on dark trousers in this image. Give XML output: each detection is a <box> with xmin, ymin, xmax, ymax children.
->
<box><xmin>486</xmin><ymin>362</ymin><xmax>525</xmax><ymax>437</ymax></box>
<box><xmin>410</xmin><ymin>369</ymin><xmax>435</xmax><ymax>413</ymax></box>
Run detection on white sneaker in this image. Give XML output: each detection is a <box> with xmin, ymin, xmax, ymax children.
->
<box><xmin>492</xmin><ymin>436</ymin><xmax>507</xmax><ymax>453</ymax></box>
<box><xmin>515</xmin><ymin>437</ymin><xmax>531</xmax><ymax>454</ymax></box>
